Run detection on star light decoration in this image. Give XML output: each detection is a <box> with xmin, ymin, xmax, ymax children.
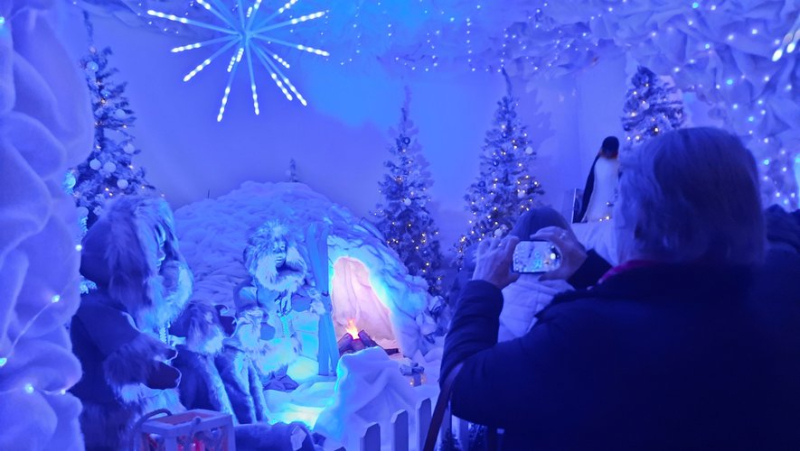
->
<box><xmin>147</xmin><ymin>0</ymin><xmax>329</xmax><ymax>121</ymax></box>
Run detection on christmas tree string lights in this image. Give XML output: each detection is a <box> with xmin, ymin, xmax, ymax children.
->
<box><xmin>372</xmin><ymin>87</ymin><xmax>445</xmax><ymax>295</ymax></box>
<box><xmin>621</xmin><ymin>66</ymin><xmax>685</xmax><ymax>150</ymax></box>
<box><xmin>71</xmin><ymin>13</ymin><xmax>155</xmax><ymax>230</ymax></box>
<box><xmin>455</xmin><ymin>70</ymin><xmax>544</xmax><ymax>269</ymax></box>
<box><xmin>147</xmin><ymin>0</ymin><xmax>329</xmax><ymax>121</ymax></box>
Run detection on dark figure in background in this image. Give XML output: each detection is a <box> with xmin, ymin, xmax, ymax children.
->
<box><xmin>442</xmin><ymin>128</ymin><xmax>800</xmax><ymax>449</ymax></box>
<box><xmin>575</xmin><ymin>136</ymin><xmax>620</xmax><ymax>223</ymax></box>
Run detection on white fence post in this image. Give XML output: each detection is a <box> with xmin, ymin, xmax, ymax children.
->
<box><xmin>417</xmin><ymin>398</ymin><xmax>432</xmax><ymax>451</ymax></box>
<box><xmin>360</xmin><ymin>423</ymin><xmax>381</xmax><ymax>451</ymax></box>
<box><xmin>392</xmin><ymin>410</ymin><xmax>409</xmax><ymax>451</ymax></box>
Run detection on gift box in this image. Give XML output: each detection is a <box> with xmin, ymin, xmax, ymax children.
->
<box><xmin>139</xmin><ymin>409</ymin><xmax>235</xmax><ymax>451</ymax></box>
<box><xmin>400</xmin><ymin>361</ymin><xmax>426</xmax><ymax>387</ymax></box>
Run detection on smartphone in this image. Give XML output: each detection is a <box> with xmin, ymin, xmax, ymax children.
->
<box><xmin>512</xmin><ymin>240</ymin><xmax>561</xmax><ymax>274</ymax></box>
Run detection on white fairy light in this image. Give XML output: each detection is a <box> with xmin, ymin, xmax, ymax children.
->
<box><xmin>148</xmin><ymin>0</ymin><xmax>328</xmax><ymax>121</ymax></box>
<box><xmin>772</xmin><ymin>15</ymin><xmax>800</xmax><ymax>61</ymax></box>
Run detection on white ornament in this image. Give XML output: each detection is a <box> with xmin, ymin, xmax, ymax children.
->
<box><xmin>117</xmin><ymin>179</ymin><xmax>129</xmax><ymax>189</ymax></box>
<box><xmin>525</xmin><ymin>146</ymin><xmax>534</xmax><ymax>155</ymax></box>
<box><xmin>123</xmin><ymin>143</ymin><xmax>136</xmax><ymax>154</ymax></box>
<box><xmin>89</xmin><ymin>159</ymin><xmax>101</xmax><ymax>170</ymax></box>
<box><xmin>103</xmin><ymin>162</ymin><xmax>116</xmax><ymax>173</ymax></box>
<box><xmin>76</xmin><ymin>206</ymin><xmax>89</xmax><ymax>218</ymax></box>
<box><xmin>85</xmin><ymin>61</ymin><xmax>99</xmax><ymax>74</ymax></box>
<box><xmin>114</xmin><ymin>109</ymin><xmax>126</xmax><ymax>119</ymax></box>
<box><xmin>403</xmin><ymin>198</ymin><xmax>412</xmax><ymax>206</ymax></box>
<box><xmin>147</xmin><ymin>0</ymin><xmax>329</xmax><ymax>121</ymax></box>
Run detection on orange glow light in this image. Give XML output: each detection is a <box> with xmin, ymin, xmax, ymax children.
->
<box><xmin>346</xmin><ymin>319</ymin><xmax>359</xmax><ymax>338</ymax></box>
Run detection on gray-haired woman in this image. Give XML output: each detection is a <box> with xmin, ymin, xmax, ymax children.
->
<box><xmin>441</xmin><ymin>127</ymin><xmax>799</xmax><ymax>449</ymax></box>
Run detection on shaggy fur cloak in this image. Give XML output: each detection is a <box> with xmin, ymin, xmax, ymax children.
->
<box><xmin>70</xmin><ymin>196</ymin><xmax>192</xmax><ymax>450</ymax></box>
<box><xmin>215</xmin><ymin>342</ymin><xmax>270</xmax><ymax>425</ymax></box>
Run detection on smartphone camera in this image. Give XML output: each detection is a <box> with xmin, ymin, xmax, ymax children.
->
<box><xmin>512</xmin><ymin>240</ymin><xmax>562</xmax><ymax>274</ymax></box>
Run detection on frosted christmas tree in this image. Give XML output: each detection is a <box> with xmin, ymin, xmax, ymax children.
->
<box><xmin>621</xmin><ymin>66</ymin><xmax>685</xmax><ymax>150</ymax></box>
<box><xmin>454</xmin><ymin>71</ymin><xmax>544</xmax><ymax>269</ymax></box>
<box><xmin>69</xmin><ymin>34</ymin><xmax>155</xmax><ymax>229</ymax></box>
<box><xmin>372</xmin><ymin>88</ymin><xmax>445</xmax><ymax>295</ymax></box>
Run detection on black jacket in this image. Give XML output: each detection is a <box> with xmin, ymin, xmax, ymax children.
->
<box><xmin>442</xmin><ymin>264</ymin><xmax>800</xmax><ymax>450</ymax></box>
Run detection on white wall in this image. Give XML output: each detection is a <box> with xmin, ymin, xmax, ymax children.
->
<box><xmin>57</xmin><ymin>7</ymin><xmax>636</xmax><ymax>251</ymax></box>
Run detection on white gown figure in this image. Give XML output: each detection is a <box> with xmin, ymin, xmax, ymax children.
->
<box><xmin>583</xmin><ymin>155</ymin><xmax>620</xmax><ymax>222</ymax></box>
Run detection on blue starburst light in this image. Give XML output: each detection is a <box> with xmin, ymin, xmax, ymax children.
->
<box><xmin>148</xmin><ymin>0</ymin><xmax>328</xmax><ymax>121</ymax></box>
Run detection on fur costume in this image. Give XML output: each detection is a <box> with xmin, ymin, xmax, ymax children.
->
<box><xmin>238</xmin><ymin>222</ymin><xmax>318</xmax><ymax>386</ymax></box>
<box><xmin>241</xmin><ymin>222</ymin><xmax>310</xmax><ymax>312</ymax></box>
<box><xmin>171</xmin><ymin>303</ymin><xmax>316</xmax><ymax>451</ymax></box>
<box><xmin>70</xmin><ymin>196</ymin><xmax>192</xmax><ymax>450</ymax></box>
<box><xmin>215</xmin><ymin>341</ymin><xmax>271</xmax><ymax>425</ymax></box>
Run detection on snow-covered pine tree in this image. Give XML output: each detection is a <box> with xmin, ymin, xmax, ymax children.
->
<box><xmin>372</xmin><ymin>88</ymin><xmax>445</xmax><ymax>295</ymax></box>
<box><xmin>71</xmin><ymin>17</ymin><xmax>155</xmax><ymax>229</ymax></box>
<box><xmin>621</xmin><ymin>66</ymin><xmax>685</xmax><ymax>150</ymax></box>
<box><xmin>454</xmin><ymin>70</ymin><xmax>544</xmax><ymax>270</ymax></box>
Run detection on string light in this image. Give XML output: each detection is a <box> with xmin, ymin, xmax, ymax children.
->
<box><xmin>0</xmin><ymin>292</ymin><xmax>64</xmax><ymax>369</ymax></box>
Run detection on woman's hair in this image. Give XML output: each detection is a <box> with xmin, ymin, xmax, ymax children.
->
<box><xmin>617</xmin><ymin>127</ymin><xmax>764</xmax><ymax>265</ymax></box>
<box><xmin>510</xmin><ymin>207</ymin><xmax>570</xmax><ymax>241</ymax></box>
<box><xmin>601</xmin><ymin>136</ymin><xmax>620</xmax><ymax>159</ymax></box>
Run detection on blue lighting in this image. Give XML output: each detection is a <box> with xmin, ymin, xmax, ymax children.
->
<box><xmin>692</xmin><ymin>2</ymin><xmax>700</xmax><ymax>8</ymax></box>
<box><xmin>0</xmin><ymin>16</ymin><xmax>5</xmax><ymax>27</ymax></box>
<box><xmin>725</xmin><ymin>78</ymin><xmax>734</xmax><ymax>86</ymax></box>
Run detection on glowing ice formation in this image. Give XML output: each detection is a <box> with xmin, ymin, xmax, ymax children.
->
<box><xmin>148</xmin><ymin>0</ymin><xmax>329</xmax><ymax>121</ymax></box>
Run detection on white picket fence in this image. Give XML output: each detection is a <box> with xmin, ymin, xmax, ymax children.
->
<box><xmin>331</xmin><ymin>395</ymin><xmax>480</xmax><ymax>451</ymax></box>
<box><xmin>333</xmin><ymin>397</ymin><xmax>433</xmax><ymax>451</ymax></box>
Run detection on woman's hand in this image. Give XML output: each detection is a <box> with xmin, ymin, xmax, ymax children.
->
<box><xmin>472</xmin><ymin>236</ymin><xmax>520</xmax><ymax>290</ymax></box>
<box><xmin>531</xmin><ymin>226</ymin><xmax>587</xmax><ymax>281</ymax></box>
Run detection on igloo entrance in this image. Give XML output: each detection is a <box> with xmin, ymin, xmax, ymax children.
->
<box><xmin>330</xmin><ymin>257</ymin><xmax>399</xmax><ymax>351</ymax></box>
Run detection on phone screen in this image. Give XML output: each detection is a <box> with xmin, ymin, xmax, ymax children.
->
<box><xmin>512</xmin><ymin>240</ymin><xmax>562</xmax><ymax>274</ymax></box>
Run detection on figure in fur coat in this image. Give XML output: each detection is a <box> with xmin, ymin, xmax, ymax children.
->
<box><xmin>238</xmin><ymin>222</ymin><xmax>324</xmax><ymax>389</ymax></box>
<box><xmin>70</xmin><ymin>196</ymin><xmax>192</xmax><ymax>450</ymax></box>
<box><xmin>215</xmin><ymin>297</ymin><xmax>271</xmax><ymax>425</ymax></box>
<box><xmin>171</xmin><ymin>302</ymin><xmax>317</xmax><ymax>451</ymax></box>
